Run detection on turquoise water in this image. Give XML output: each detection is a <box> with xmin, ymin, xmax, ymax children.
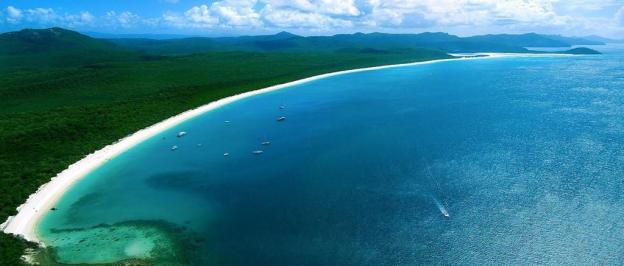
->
<box><xmin>39</xmin><ymin>45</ymin><xmax>624</xmax><ymax>265</ymax></box>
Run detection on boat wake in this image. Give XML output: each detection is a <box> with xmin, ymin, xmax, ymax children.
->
<box><xmin>432</xmin><ymin>196</ymin><xmax>450</xmax><ymax>218</ymax></box>
<box><xmin>421</xmin><ymin>159</ymin><xmax>451</xmax><ymax>219</ymax></box>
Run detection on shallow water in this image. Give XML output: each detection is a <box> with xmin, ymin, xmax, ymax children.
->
<box><xmin>39</xmin><ymin>45</ymin><xmax>624</xmax><ymax>265</ymax></box>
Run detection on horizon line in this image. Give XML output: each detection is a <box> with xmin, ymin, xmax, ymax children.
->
<box><xmin>0</xmin><ymin>26</ymin><xmax>618</xmax><ymax>41</ymax></box>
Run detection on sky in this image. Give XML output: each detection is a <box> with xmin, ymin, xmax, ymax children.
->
<box><xmin>1</xmin><ymin>0</ymin><xmax>623</xmax><ymax>37</ymax></box>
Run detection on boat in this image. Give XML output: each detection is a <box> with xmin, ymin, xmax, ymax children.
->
<box><xmin>279</xmin><ymin>106</ymin><xmax>285</xmax><ymax>109</ymax></box>
<box><xmin>261</xmin><ymin>141</ymin><xmax>271</xmax><ymax>146</ymax></box>
<box><xmin>277</xmin><ymin>116</ymin><xmax>286</xmax><ymax>122</ymax></box>
<box><xmin>252</xmin><ymin>150</ymin><xmax>264</xmax><ymax>154</ymax></box>
<box><xmin>171</xmin><ymin>145</ymin><xmax>178</xmax><ymax>151</ymax></box>
<box><xmin>177</xmin><ymin>131</ymin><xmax>187</xmax><ymax>137</ymax></box>
<box><xmin>223</xmin><ymin>152</ymin><xmax>229</xmax><ymax>156</ymax></box>
<box><xmin>440</xmin><ymin>207</ymin><xmax>450</xmax><ymax>218</ymax></box>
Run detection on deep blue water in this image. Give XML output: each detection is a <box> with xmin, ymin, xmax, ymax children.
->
<box><xmin>39</xmin><ymin>45</ymin><xmax>624</xmax><ymax>265</ymax></box>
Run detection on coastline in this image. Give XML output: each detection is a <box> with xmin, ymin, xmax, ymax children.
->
<box><xmin>0</xmin><ymin>52</ymin><xmax>566</xmax><ymax>245</ymax></box>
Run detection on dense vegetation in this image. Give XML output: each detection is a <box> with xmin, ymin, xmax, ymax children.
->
<box><xmin>0</xmin><ymin>27</ymin><xmax>142</xmax><ymax>68</ymax></box>
<box><xmin>0</xmin><ymin>27</ymin><xmax>452</xmax><ymax>265</ymax></box>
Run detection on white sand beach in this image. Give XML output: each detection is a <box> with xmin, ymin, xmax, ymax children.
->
<box><xmin>1</xmin><ymin>53</ymin><xmax>567</xmax><ymax>244</ymax></box>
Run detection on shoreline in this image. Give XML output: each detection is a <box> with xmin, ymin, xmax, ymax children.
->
<box><xmin>0</xmin><ymin>52</ymin><xmax>567</xmax><ymax>244</ymax></box>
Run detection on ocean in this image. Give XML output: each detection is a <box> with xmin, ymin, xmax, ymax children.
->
<box><xmin>38</xmin><ymin>45</ymin><xmax>624</xmax><ymax>265</ymax></box>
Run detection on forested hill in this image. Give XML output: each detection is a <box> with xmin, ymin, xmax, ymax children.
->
<box><xmin>0</xmin><ymin>27</ymin><xmax>117</xmax><ymax>54</ymax></box>
<box><xmin>0</xmin><ymin>27</ymin><xmax>141</xmax><ymax>68</ymax></box>
<box><xmin>107</xmin><ymin>31</ymin><xmax>604</xmax><ymax>55</ymax></box>
<box><xmin>0</xmin><ymin>28</ymin><xmax>603</xmax><ymax>63</ymax></box>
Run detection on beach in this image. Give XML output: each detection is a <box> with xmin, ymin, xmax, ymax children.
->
<box><xmin>1</xmin><ymin>53</ymin><xmax>562</xmax><ymax>245</ymax></box>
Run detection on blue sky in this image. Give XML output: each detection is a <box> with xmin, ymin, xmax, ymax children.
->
<box><xmin>1</xmin><ymin>0</ymin><xmax>623</xmax><ymax>37</ymax></box>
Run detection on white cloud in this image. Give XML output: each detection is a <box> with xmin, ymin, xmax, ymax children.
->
<box><xmin>65</xmin><ymin>11</ymin><xmax>95</xmax><ymax>27</ymax></box>
<box><xmin>616</xmin><ymin>6</ymin><xmax>624</xmax><ymax>26</ymax></box>
<box><xmin>6</xmin><ymin>6</ymin><xmax>22</xmax><ymax>23</ymax></box>
<box><xmin>184</xmin><ymin>5</ymin><xmax>220</xmax><ymax>26</ymax></box>
<box><xmin>2</xmin><ymin>1</ymin><xmax>623</xmax><ymax>37</ymax></box>
<box><xmin>319</xmin><ymin>0</ymin><xmax>360</xmax><ymax>16</ymax></box>
<box><xmin>261</xmin><ymin>4</ymin><xmax>352</xmax><ymax>29</ymax></box>
<box><xmin>24</xmin><ymin>8</ymin><xmax>57</xmax><ymax>23</ymax></box>
<box><xmin>81</xmin><ymin>12</ymin><xmax>95</xmax><ymax>23</ymax></box>
<box><xmin>3</xmin><ymin>6</ymin><xmax>96</xmax><ymax>27</ymax></box>
<box><xmin>165</xmin><ymin>0</ymin><xmax>358</xmax><ymax>30</ymax></box>
<box><xmin>106</xmin><ymin>11</ymin><xmax>141</xmax><ymax>28</ymax></box>
<box><xmin>211</xmin><ymin>0</ymin><xmax>262</xmax><ymax>27</ymax></box>
<box><xmin>165</xmin><ymin>1</ymin><xmax>263</xmax><ymax>29</ymax></box>
<box><xmin>262</xmin><ymin>0</ymin><xmax>360</xmax><ymax>16</ymax></box>
<box><xmin>558</xmin><ymin>0</ymin><xmax>622</xmax><ymax>12</ymax></box>
<box><xmin>162</xmin><ymin>11</ymin><xmax>188</xmax><ymax>27</ymax></box>
<box><xmin>358</xmin><ymin>0</ymin><xmax>572</xmax><ymax>29</ymax></box>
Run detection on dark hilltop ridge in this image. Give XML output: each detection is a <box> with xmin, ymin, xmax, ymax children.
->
<box><xmin>0</xmin><ymin>27</ymin><xmax>142</xmax><ymax>68</ymax></box>
<box><xmin>104</xmin><ymin>29</ymin><xmax>603</xmax><ymax>55</ymax></box>
<box><xmin>0</xmin><ymin>27</ymin><xmax>601</xmax><ymax>68</ymax></box>
<box><xmin>0</xmin><ymin>27</ymin><xmax>116</xmax><ymax>54</ymax></box>
<box><xmin>0</xmin><ymin>27</ymin><xmax>603</xmax><ymax>59</ymax></box>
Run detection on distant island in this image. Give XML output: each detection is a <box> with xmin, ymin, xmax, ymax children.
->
<box><xmin>560</xmin><ymin>47</ymin><xmax>603</xmax><ymax>55</ymax></box>
<box><xmin>0</xmin><ymin>27</ymin><xmax>602</xmax><ymax>265</ymax></box>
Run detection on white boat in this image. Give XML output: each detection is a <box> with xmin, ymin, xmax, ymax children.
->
<box><xmin>171</xmin><ymin>145</ymin><xmax>178</xmax><ymax>151</ymax></box>
<box><xmin>223</xmin><ymin>152</ymin><xmax>230</xmax><ymax>156</ymax></box>
<box><xmin>277</xmin><ymin>116</ymin><xmax>286</xmax><ymax>122</ymax></box>
<box><xmin>252</xmin><ymin>150</ymin><xmax>264</xmax><ymax>154</ymax></box>
<box><xmin>177</xmin><ymin>131</ymin><xmax>187</xmax><ymax>137</ymax></box>
<box><xmin>440</xmin><ymin>207</ymin><xmax>450</xmax><ymax>218</ymax></box>
<box><xmin>261</xmin><ymin>141</ymin><xmax>271</xmax><ymax>146</ymax></box>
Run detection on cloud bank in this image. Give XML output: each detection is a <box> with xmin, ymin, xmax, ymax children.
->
<box><xmin>1</xmin><ymin>0</ymin><xmax>623</xmax><ymax>37</ymax></box>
